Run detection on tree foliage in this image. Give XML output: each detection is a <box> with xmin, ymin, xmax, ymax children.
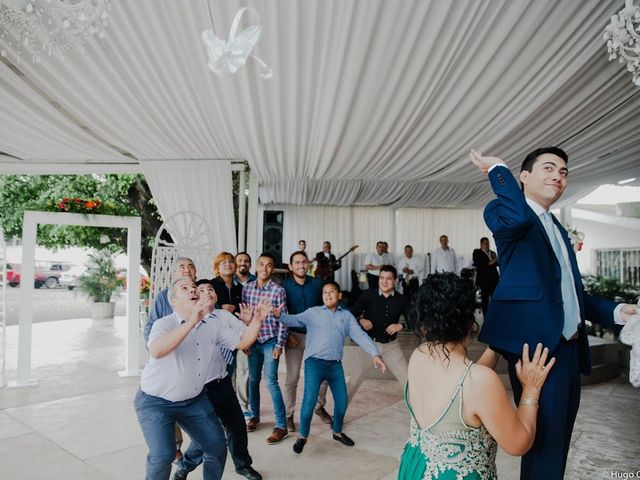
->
<box><xmin>0</xmin><ymin>174</ymin><xmax>162</xmax><ymax>270</ymax></box>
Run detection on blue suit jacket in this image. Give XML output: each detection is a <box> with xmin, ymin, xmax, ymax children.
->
<box><xmin>478</xmin><ymin>166</ymin><xmax>617</xmax><ymax>374</ymax></box>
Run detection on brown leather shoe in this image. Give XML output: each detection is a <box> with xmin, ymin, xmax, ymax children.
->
<box><xmin>314</xmin><ymin>406</ymin><xmax>332</xmax><ymax>424</ymax></box>
<box><xmin>172</xmin><ymin>449</ymin><xmax>183</xmax><ymax>465</ymax></box>
<box><xmin>265</xmin><ymin>427</ymin><xmax>288</xmax><ymax>444</ymax></box>
<box><xmin>246</xmin><ymin>417</ymin><xmax>260</xmax><ymax>432</ymax></box>
<box><xmin>286</xmin><ymin>415</ymin><xmax>296</xmax><ymax>432</ymax></box>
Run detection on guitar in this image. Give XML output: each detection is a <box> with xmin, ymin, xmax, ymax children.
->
<box><xmin>315</xmin><ymin>245</ymin><xmax>359</xmax><ymax>279</ymax></box>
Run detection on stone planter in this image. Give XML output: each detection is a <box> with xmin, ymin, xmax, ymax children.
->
<box><xmin>91</xmin><ymin>301</ymin><xmax>115</xmax><ymax>320</ymax></box>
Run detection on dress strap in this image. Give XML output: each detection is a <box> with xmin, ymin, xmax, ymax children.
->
<box><xmin>404</xmin><ymin>382</ymin><xmax>419</xmax><ymax>424</ymax></box>
<box><xmin>426</xmin><ymin>361</ymin><xmax>474</xmax><ymax>431</ymax></box>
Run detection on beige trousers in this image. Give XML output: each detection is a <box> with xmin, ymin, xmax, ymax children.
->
<box><xmin>234</xmin><ymin>349</ymin><xmax>250</xmax><ymax>412</ymax></box>
<box><xmin>345</xmin><ymin>339</ymin><xmax>408</xmax><ymax>402</ymax></box>
<box><xmin>284</xmin><ymin>331</ymin><xmax>328</xmax><ymax>417</ymax></box>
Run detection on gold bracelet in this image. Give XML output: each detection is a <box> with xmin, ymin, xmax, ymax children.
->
<box><xmin>519</xmin><ymin>398</ymin><xmax>539</xmax><ymax>407</ymax></box>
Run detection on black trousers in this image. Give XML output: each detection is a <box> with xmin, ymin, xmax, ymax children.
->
<box><xmin>179</xmin><ymin>375</ymin><xmax>253</xmax><ymax>471</ymax></box>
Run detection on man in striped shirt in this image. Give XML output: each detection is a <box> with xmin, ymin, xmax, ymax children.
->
<box><xmin>242</xmin><ymin>252</ymin><xmax>289</xmax><ymax>444</ymax></box>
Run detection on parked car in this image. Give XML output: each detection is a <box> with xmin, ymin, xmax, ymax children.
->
<box><xmin>59</xmin><ymin>266</ymin><xmax>87</xmax><ymax>290</ymax></box>
<box><xmin>1</xmin><ymin>263</ymin><xmax>21</xmax><ymax>287</ymax></box>
<box><xmin>36</xmin><ymin>263</ymin><xmax>70</xmax><ymax>289</ymax></box>
<box><xmin>1</xmin><ymin>262</ymin><xmax>67</xmax><ymax>288</ymax></box>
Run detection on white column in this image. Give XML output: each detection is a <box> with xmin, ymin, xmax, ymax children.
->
<box><xmin>238</xmin><ymin>168</ymin><xmax>247</xmax><ymax>252</ymax></box>
<box><xmin>13</xmin><ymin>211</ymin><xmax>38</xmax><ymax>386</ymax></box>
<box><xmin>0</xmin><ymin>228</ymin><xmax>6</xmax><ymax>388</ymax></box>
<box><xmin>120</xmin><ymin>216</ymin><xmax>142</xmax><ymax>377</ymax></box>
<box><xmin>246</xmin><ymin>169</ymin><xmax>260</xmax><ymax>260</ymax></box>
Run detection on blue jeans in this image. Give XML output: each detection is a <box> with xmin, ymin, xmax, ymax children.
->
<box><xmin>247</xmin><ymin>337</ymin><xmax>287</xmax><ymax>429</ymax></box>
<box><xmin>299</xmin><ymin>357</ymin><xmax>348</xmax><ymax>438</ymax></box>
<box><xmin>178</xmin><ymin>376</ymin><xmax>252</xmax><ymax>472</ymax></box>
<box><xmin>134</xmin><ymin>389</ymin><xmax>227</xmax><ymax>480</ymax></box>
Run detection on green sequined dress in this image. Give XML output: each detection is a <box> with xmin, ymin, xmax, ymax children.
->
<box><xmin>398</xmin><ymin>362</ymin><xmax>497</xmax><ymax>480</ymax></box>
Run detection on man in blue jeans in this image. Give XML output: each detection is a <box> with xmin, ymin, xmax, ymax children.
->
<box><xmin>134</xmin><ymin>277</ymin><xmax>265</xmax><ymax>480</ymax></box>
<box><xmin>274</xmin><ymin>281</ymin><xmax>387</xmax><ymax>454</ymax></box>
<box><xmin>173</xmin><ymin>281</ymin><xmax>262</xmax><ymax>480</ymax></box>
<box><xmin>241</xmin><ymin>252</ymin><xmax>289</xmax><ymax>444</ymax></box>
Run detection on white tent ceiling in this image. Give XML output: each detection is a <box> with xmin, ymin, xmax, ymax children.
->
<box><xmin>1</xmin><ymin>0</ymin><xmax>639</xmax><ymax>208</ymax></box>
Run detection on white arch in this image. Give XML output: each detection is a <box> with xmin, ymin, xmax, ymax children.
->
<box><xmin>12</xmin><ymin>211</ymin><xmax>141</xmax><ymax>386</ymax></box>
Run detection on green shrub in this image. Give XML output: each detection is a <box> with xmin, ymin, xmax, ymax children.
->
<box><xmin>78</xmin><ymin>250</ymin><xmax>124</xmax><ymax>303</ymax></box>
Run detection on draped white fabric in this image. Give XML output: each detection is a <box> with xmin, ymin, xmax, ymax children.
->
<box><xmin>0</xmin><ymin>0</ymin><xmax>638</xmax><ymax>208</ymax></box>
<box><xmin>273</xmin><ymin>204</ymin><xmax>493</xmax><ymax>289</ymax></box>
<box><xmin>140</xmin><ymin>160</ymin><xmax>237</xmax><ymax>254</ymax></box>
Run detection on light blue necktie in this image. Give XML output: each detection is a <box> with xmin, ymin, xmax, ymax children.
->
<box><xmin>542</xmin><ymin>212</ymin><xmax>578</xmax><ymax>339</ymax></box>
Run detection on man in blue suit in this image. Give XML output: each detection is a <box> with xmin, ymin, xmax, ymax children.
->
<box><xmin>470</xmin><ymin>147</ymin><xmax>637</xmax><ymax>479</ymax></box>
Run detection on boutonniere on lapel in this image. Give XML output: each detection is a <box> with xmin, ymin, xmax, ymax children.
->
<box><xmin>564</xmin><ymin>225</ymin><xmax>585</xmax><ymax>252</ymax></box>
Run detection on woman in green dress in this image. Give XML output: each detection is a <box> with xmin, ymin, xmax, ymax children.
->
<box><xmin>399</xmin><ymin>273</ymin><xmax>555</xmax><ymax>479</ymax></box>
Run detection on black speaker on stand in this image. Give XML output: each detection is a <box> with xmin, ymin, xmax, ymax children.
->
<box><xmin>262</xmin><ymin>210</ymin><xmax>284</xmax><ymax>268</ymax></box>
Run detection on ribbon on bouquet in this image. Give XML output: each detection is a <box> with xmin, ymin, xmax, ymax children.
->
<box><xmin>201</xmin><ymin>7</ymin><xmax>272</xmax><ymax>79</ymax></box>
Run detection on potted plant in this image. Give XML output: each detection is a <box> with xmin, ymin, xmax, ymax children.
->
<box><xmin>78</xmin><ymin>250</ymin><xmax>123</xmax><ymax>319</ymax></box>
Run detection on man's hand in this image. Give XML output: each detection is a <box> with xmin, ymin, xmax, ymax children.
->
<box><xmin>272</xmin><ymin>303</ymin><xmax>284</xmax><ymax>318</ymax></box>
<box><xmin>373</xmin><ymin>356</ymin><xmax>387</xmax><ymax>373</ymax></box>
<box><xmin>469</xmin><ymin>149</ymin><xmax>505</xmax><ymax>174</ymax></box>
<box><xmin>238</xmin><ymin>303</ymin><xmax>254</xmax><ymax>325</ymax></box>
<box><xmin>359</xmin><ymin>318</ymin><xmax>373</xmax><ymax>331</ymax></box>
<box><xmin>273</xmin><ymin>347</ymin><xmax>283</xmax><ymax>359</ymax></box>
<box><xmin>620</xmin><ymin>304</ymin><xmax>640</xmax><ymax>323</ymax></box>
<box><xmin>253</xmin><ymin>299</ymin><xmax>272</xmax><ymax>323</ymax></box>
<box><xmin>385</xmin><ymin>323</ymin><xmax>403</xmax><ymax>335</ymax></box>
<box><xmin>221</xmin><ymin>304</ymin><xmax>236</xmax><ymax>313</ymax></box>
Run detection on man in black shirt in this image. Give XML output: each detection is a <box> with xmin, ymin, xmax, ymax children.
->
<box><xmin>346</xmin><ymin>265</ymin><xmax>408</xmax><ymax>401</ymax></box>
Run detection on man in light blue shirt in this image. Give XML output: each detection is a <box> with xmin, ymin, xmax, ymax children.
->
<box><xmin>135</xmin><ymin>277</ymin><xmax>266</xmax><ymax>480</ymax></box>
<box><xmin>273</xmin><ymin>281</ymin><xmax>387</xmax><ymax>454</ymax></box>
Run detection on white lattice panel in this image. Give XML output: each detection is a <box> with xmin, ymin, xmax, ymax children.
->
<box><xmin>149</xmin><ymin>212</ymin><xmax>217</xmax><ymax>304</ymax></box>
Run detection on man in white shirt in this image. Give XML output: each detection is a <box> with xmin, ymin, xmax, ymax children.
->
<box><xmin>397</xmin><ymin>244</ymin><xmax>422</xmax><ymax>305</ymax></box>
<box><xmin>365</xmin><ymin>241</ymin><xmax>395</xmax><ymax>290</ymax></box>
<box><xmin>431</xmin><ymin>235</ymin><xmax>458</xmax><ymax>274</ymax></box>
<box><xmin>174</xmin><ymin>280</ymin><xmax>263</xmax><ymax>480</ymax></box>
<box><xmin>134</xmin><ymin>277</ymin><xmax>265</xmax><ymax>480</ymax></box>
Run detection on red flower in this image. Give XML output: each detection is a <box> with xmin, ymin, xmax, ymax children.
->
<box><xmin>62</xmin><ymin>197</ymin><xmax>70</xmax><ymax>202</ymax></box>
<box><xmin>75</xmin><ymin>198</ymin><xmax>82</xmax><ymax>203</ymax></box>
<box><xmin>58</xmin><ymin>202</ymin><xmax>66</xmax><ymax>209</ymax></box>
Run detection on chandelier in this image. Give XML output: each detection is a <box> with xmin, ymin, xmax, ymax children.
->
<box><xmin>0</xmin><ymin>0</ymin><xmax>111</xmax><ymax>63</ymax></box>
<box><xmin>604</xmin><ymin>0</ymin><xmax>640</xmax><ymax>86</ymax></box>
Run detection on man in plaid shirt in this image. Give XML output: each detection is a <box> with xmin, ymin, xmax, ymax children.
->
<box><xmin>242</xmin><ymin>252</ymin><xmax>289</xmax><ymax>444</ymax></box>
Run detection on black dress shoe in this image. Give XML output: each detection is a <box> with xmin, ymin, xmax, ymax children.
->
<box><xmin>236</xmin><ymin>465</ymin><xmax>262</xmax><ymax>480</ymax></box>
<box><xmin>293</xmin><ymin>437</ymin><xmax>307</xmax><ymax>454</ymax></box>
<box><xmin>332</xmin><ymin>432</ymin><xmax>355</xmax><ymax>446</ymax></box>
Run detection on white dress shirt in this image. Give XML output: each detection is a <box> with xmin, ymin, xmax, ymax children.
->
<box><xmin>431</xmin><ymin>247</ymin><xmax>458</xmax><ymax>274</ymax></box>
<box><xmin>141</xmin><ymin>311</ymin><xmax>242</xmax><ymax>402</ymax></box>
<box><xmin>525</xmin><ymin>196</ymin><xmax>625</xmax><ymax>326</ymax></box>
<box><xmin>365</xmin><ymin>252</ymin><xmax>396</xmax><ymax>276</ymax></box>
<box><xmin>397</xmin><ymin>255</ymin><xmax>423</xmax><ymax>281</ymax></box>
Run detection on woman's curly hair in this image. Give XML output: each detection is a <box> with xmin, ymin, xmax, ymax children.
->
<box><xmin>411</xmin><ymin>273</ymin><xmax>478</xmax><ymax>363</ymax></box>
